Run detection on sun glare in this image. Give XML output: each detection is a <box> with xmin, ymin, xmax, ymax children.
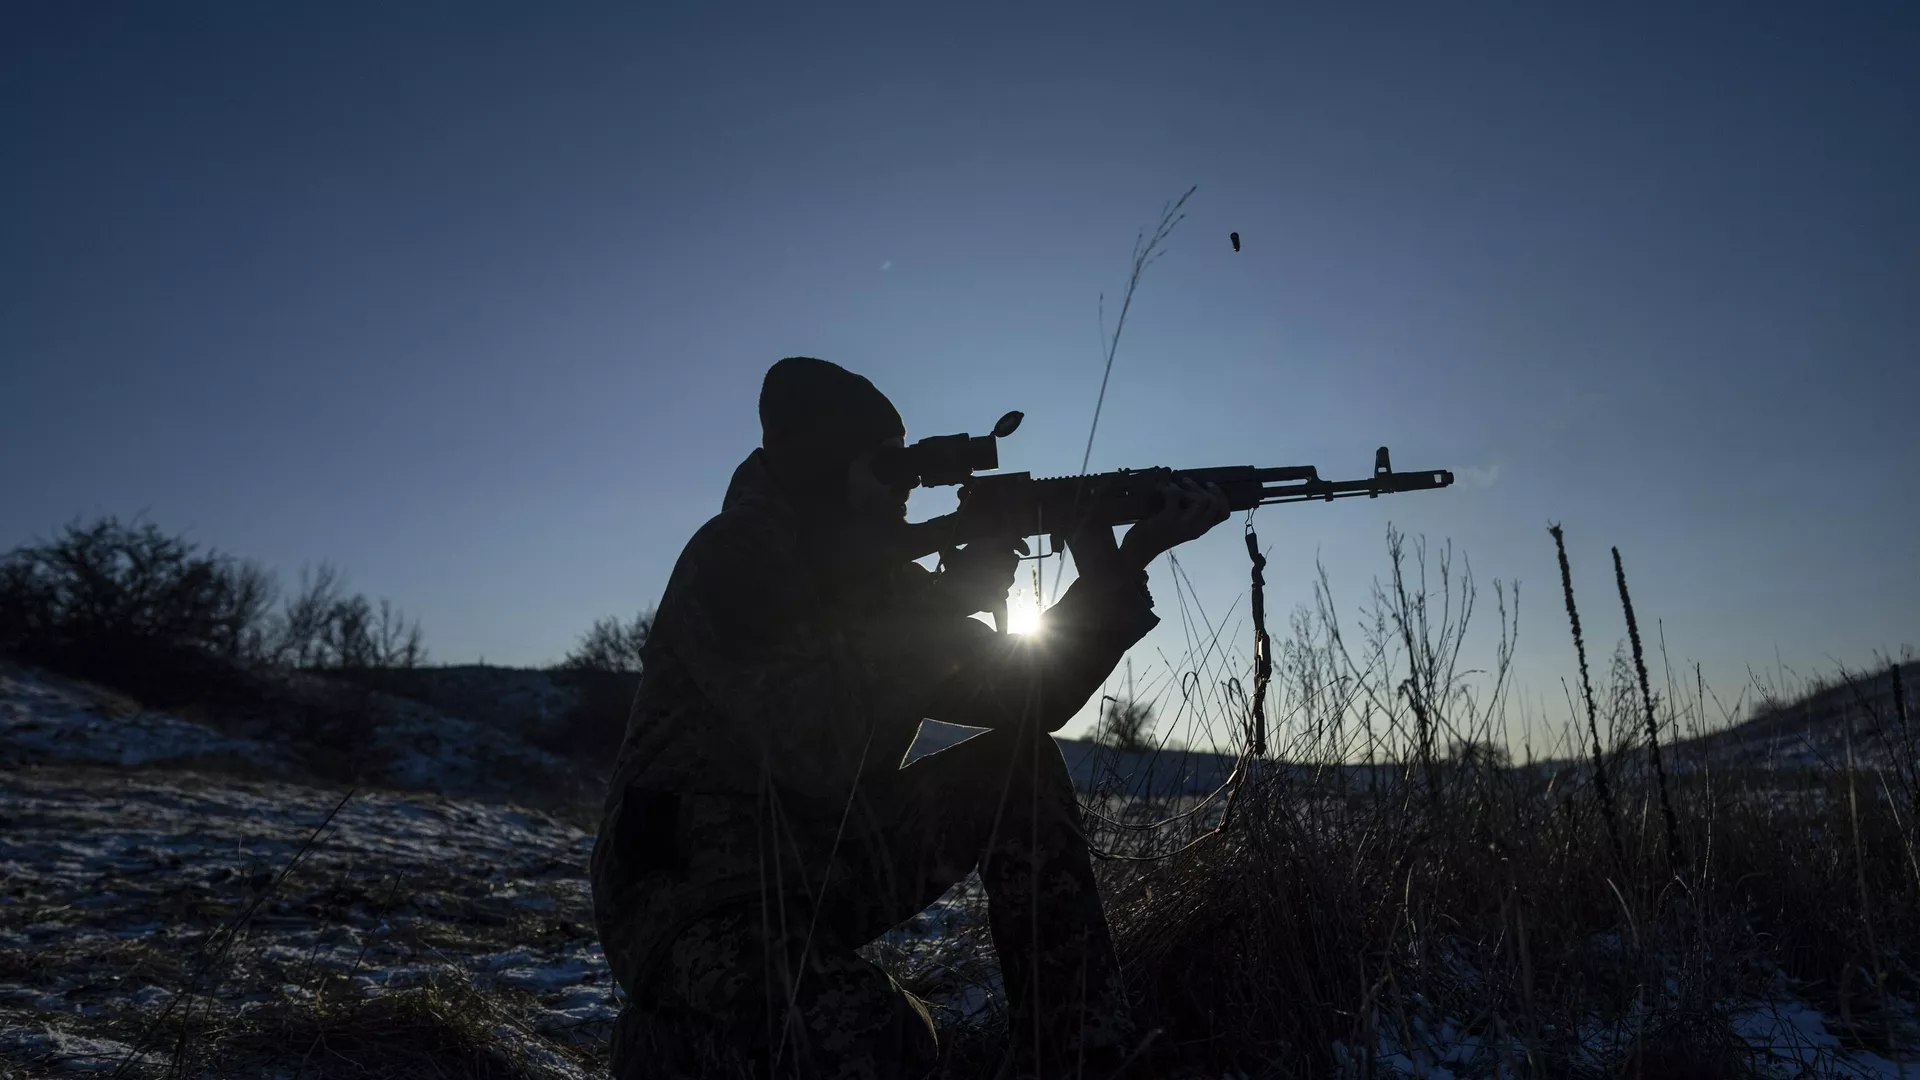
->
<box><xmin>1003</xmin><ymin>591</ymin><xmax>1043</xmax><ymax>635</ymax></box>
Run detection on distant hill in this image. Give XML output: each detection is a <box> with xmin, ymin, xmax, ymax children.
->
<box><xmin>332</xmin><ymin>665</ymin><xmax>1257</xmax><ymax>800</ymax></box>
<box><xmin>322</xmin><ymin>663</ymin><xmax>1256</xmax><ymax>800</ymax></box>
<box><xmin>1673</xmin><ymin>662</ymin><xmax>1913</xmax><ymax>773</ymax></box>
<box><xmin>0</xmin><ymin>658</ymin><xmax>602</xmax><ymax>811</ymax></box>
<box><xmin>11</xmin><ymin>653</ymin><xmax>1906</xmax><ymax>814</ymax></box>
<box><xmin>907</xmin><ymin>719</ymin><xmax>1246</xmax><ymax>799</ymax></box>
<box><xmin>0</xmin><ymin>655</ymin><xmax>1254</xmax><ymax>805</ymax></box>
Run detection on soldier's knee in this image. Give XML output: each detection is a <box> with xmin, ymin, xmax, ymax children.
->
<box><xmin>786</xmin><ymin>959</ymin><xmax>939</xmax><ymax>1080</ymax></box>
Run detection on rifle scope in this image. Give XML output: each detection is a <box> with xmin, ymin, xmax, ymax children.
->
<box><xmin>870</xmin><ymin>410</ymin><xmax>1023</xmax><ymax>489</ymax></box>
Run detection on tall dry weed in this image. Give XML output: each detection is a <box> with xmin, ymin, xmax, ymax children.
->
<box><xmin>1091</xmin><ymin>528</ymin><xmax>1916</xmax><ymax>1077</ymax></box>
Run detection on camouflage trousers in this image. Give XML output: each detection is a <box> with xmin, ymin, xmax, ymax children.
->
<box><xmin>609</xmin><ymin>726</ymin><xmax>1135</xmax><ymax>1080</ymax></box>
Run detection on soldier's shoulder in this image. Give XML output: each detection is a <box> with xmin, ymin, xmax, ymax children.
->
<box><xmin>653</xmin><ymin>503</ymin><xmax>802</xmax><ymax>642</ymax></box>
<box><xmin>680</xmin><ymin>499</ymin><xmax>794</xmax><ymax>569</ymax></box>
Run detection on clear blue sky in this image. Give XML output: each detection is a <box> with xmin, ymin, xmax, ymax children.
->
<box><xmin>4</xmin><ymin>2</ymin><xmax>1915</xmax><ymax>747</ymax></box>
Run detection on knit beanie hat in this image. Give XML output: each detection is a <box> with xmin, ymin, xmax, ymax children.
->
<box><xmin>759</xmin><ymin>357</ymin><xmax>904</xmax><ymax>493</ymax></box>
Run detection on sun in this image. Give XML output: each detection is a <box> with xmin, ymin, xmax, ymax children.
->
<box><xmin>1002</xmin><ymin>590</ymin><xmax>1043</xmax><ymax>635</ymax></box>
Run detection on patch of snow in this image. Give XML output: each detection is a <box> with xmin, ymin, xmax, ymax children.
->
<box><xmin>0</xmin><ymin>1024</ymin><xmax>158</xmax><ymax>1073</ymax></box>
<box><xmin>351</xmin><ymin>963</ymin><xmax>444</xmax><ymax>991</ymax></box>
<box><xmin>1332</xmin><ymin>1008</ymin><xmax>1523</xmax><ymax>1080</ymax></box>
<box><xmin>473</xmin><ymin>945</ymin><xmax>606</xmax><ymax>994</ymax></box>
<box><xmin>487</xmin><ymin>1024</ymin><xmax>596</xmax><ymax>1079</ymax></box>
<box><xmin>954</xmin><ymin>984</ymin><xmax>992</xmax><ymax>1019</ymax></box>
<box><xmin>1733</xmin><ymin>999</ymin><xmax>1917</xmax><ymax>1079</ymax></box>
<box><xmin>368</xmin><ymin>696</ymin><xmax>574</xmax><ymax>797</ymax></box>
<box><xmin>1331</xmin><ymin>996</ymin><xmax>1917</xmax><ymax>1079</ymax></box>
<box><xmin>0</xmin><ymin>662</ymin><xmax>588</xmax><ymax>802</ymax></box>
<box><xmin>129</xmin><ymin>985</ymin><xmax>171</xmax><ymax>1007</ymax></box>
<box><xmin>0</xmin><ymin>666</ymin><xmax>293</xmax><ymax>773</ymax></box>
<box><xmin>0</xmin><ymin>765</ymin><xmax>614</xmax><ymax>1063</ymax></box>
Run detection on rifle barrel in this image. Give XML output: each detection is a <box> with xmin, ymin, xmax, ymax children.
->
<box><xmin>1255</xmin><ymin>467</ymin><xmax>1455</xmax><ymax>505</ymax></box>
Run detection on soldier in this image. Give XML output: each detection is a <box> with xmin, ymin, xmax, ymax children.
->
<box><xmin>590</xmin><ymin>357</ymin><xmax>1229</xmax><ymax>1079</ymax></box>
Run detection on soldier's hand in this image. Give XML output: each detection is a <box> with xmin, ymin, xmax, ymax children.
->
<box><xmin>1119</xmin><ymin>477</ymin><xmax>1231</xmax><ymax>570</ymax></box>
<box><xmin>940</xmin><ymin>538</ymin><xmax>1027</xmax><ymax>616</ymax></box>
<box><xmin>1065</xmin><ymin>521</ymin><xmax>1127</xmax><ymax>584</ymax></box>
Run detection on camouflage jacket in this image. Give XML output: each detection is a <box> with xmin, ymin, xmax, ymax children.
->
<box><xmin>590</xmin><ymin>449</ymin><xmax>1159</xmax><ymax>992</ymax></box>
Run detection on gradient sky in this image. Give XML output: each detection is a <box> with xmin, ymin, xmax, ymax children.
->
<box><xmin>5</xmin><ymin>2</ymin><xmax>1915</xmax><ymax>748</ymax></box>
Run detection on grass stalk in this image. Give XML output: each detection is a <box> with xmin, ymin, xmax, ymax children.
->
<box><xmin>1551</xmin><ymin>524</ymin><xmax>1624</xmax><ymax>870</ymax></box>
<box><xmin>1613</xmin><ymin>545</ymin><xmax>1685</xmax><ymax>876</ymax></box>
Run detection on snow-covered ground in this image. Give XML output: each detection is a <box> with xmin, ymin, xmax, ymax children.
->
<box><xmin>0</xmin><ymin>765</ymin><xmax>612</xmax><ymax>1076</ymax></box>
<box><xmin>1325</xmin><ymin>996</ymin><xmax>1917</xmax><ymax>1080</ymax></box>
<box><xmin>2</xmin><ymin>660</ymin><xmax>1914</xmax><ymax>1077</ymax></box>
<box><xmin>1731</xmin><ymin>998</ymin><xmax>1918</xmax><ymax>1079</ymax></box>
<box><xmin>0</xmin><ymin>667</ymin><xmax>296</xmax><ymax>774</ymax></box>
<box><xmin>0</xmin><ymin>663</ymin><xmax>997</xmax><ymax>1077</ymax></box>
<box><xmin>1</xmin><ymin>660</ymin><xmax>587</xmax><ymax>803</ymax></box>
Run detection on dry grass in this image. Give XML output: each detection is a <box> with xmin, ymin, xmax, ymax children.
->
<box><xmin>77</xmin><ymin>975</ymin><xmax>589</xmax><ymax>1080</ymax></box>
<box><xmin>1072</xmin><ymin>527</ymin><xmax>1918</xmax><ymax>1078</ymax></box>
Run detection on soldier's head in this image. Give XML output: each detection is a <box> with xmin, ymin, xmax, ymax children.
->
<box><xmin>759</xmin><ymin>357</ymin><xmax>911</xmax><ymax>524</ymax></box>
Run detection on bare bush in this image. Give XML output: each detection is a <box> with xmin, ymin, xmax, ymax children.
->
<box><xmin>1445</xmin><ymin>736</ymin><xmax>1513</xmax><ymax>770</ymax></box>
<box><xmin>0</xmin><ymin>517</ymin><xmax>428</xmax><ymax>691</ymax></box>
<box><xmin>324</xmin><ymin>595</ymin><xmax>427</xmax><ymax>669</ymax></box>
<box><xmin>264</xmin><ymin>562</ymin><xmax>427</xmax><ymax>670</ymax></box>
<box><xmin>0</xmin><ymin>516</ymin><xmax>278</xmax><ymax>667</ymax></box>
<box><xmin>558</xmin><ymin>610</ymin><xmax>651</xmax><ymax>674</ymax></box>
<box><xmin>1096</xmin><ymin>696</ymin><xmax>1156</xmax><ymax>753</ymax></box>
<box><xmin>272</xmin><ymin>562</ymin><xmax>347</xmax><ymax>668</ymax></box>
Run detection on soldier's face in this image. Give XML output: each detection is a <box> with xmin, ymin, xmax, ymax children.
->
<box><xmin>846</xmin><ymin>436</ymin><xmax>911</xmax><ymax>523</ymax></box>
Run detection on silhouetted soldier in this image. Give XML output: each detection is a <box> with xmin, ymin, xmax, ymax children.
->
<box><xmin>591</xmin><ymin>357</ymin><xmax>1229</xmax><ymax>1079</ymax></box>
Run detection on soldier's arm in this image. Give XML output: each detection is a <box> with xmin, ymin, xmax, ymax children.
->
<box><xmin>920</xmin><ymin>568</ymin><xmax>1159</xmax><ymax>734</ymax></box>
<box><xmin>923</xmin><ymin>478</ymin><xmax>1230</xmax><ymax>732</ymax></box>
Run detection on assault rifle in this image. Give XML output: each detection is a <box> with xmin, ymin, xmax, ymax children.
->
<box><xmin>879</xmin><ymin>410</ymin><xmax>1456</xmax><ymax>561</ymax></box>
<box><xmin>877</xmin><ymin>411</ymin><xmax>1454</xmax><ymax>753</ymax></box>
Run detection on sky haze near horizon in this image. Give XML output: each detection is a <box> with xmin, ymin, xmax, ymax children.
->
<box><xmin>4</xmin><ymin>2</ymin><xmax>1915</xmax><ymax>746</ymax></box>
